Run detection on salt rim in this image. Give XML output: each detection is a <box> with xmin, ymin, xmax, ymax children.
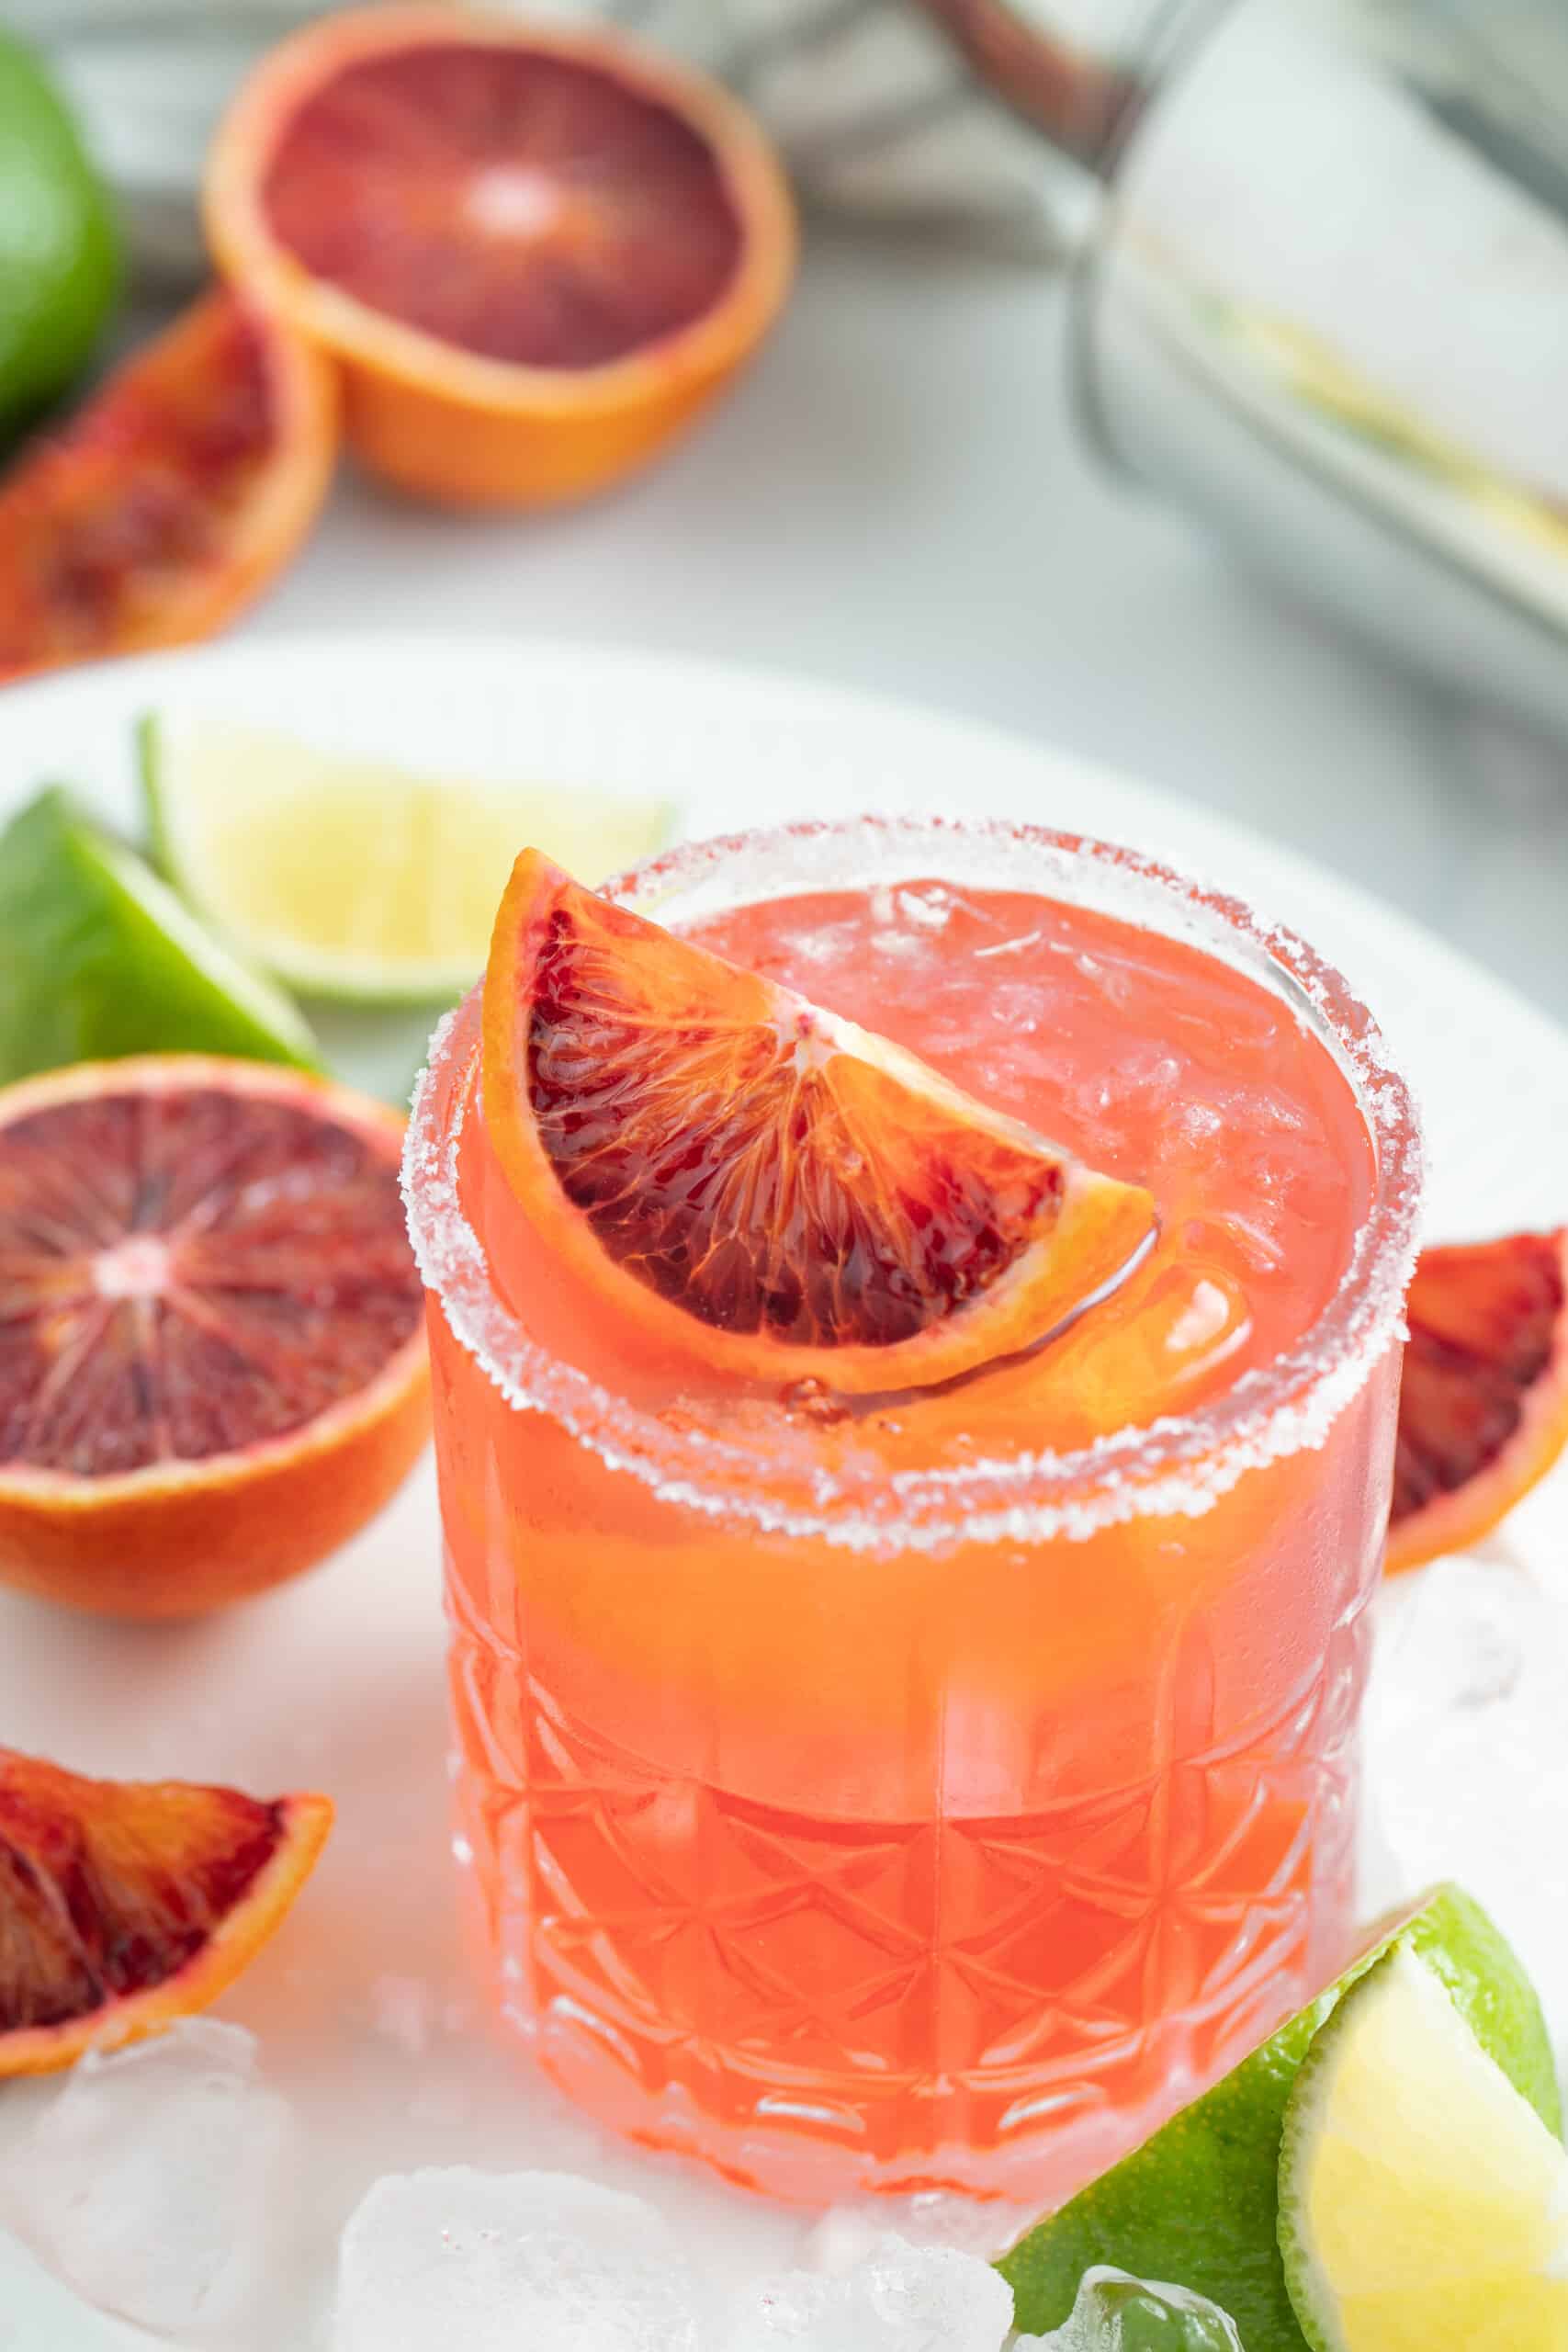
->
<box><xmin>400</xmin><ymin>813</ymin><xmax>1424</xmax><ymax>1553</ymax></box>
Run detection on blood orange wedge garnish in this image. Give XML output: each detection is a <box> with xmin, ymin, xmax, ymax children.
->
<box><xmin>481</xmin><ymin>852</ymin><xmax>1158</xmax><ymax>1395</ymax></box>
<box><xmin>0</xmin><ymin>1057</ymin><xmax>429</xmax><ymax>1619</ymax></box>
<box><xmin>204</xmin><ymin>5</ymin><xmax>795</xmax><ymax>509</ymax></box>
<box><xmin>0</xmin><ymin>288</ymin><xmax>334</xmax><ymax>687</ymax></box>
<box><xmin>0</xmin><ymin>1747</ymin><xmax>332</xmax><ymax>2076</ymax></box>
<box><xmin>1388</xmin><ymin>1228</ymin><xmax>1568</xmax><ymax>1573</ymax></box>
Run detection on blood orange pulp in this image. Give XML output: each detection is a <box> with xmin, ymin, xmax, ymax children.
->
<box><xmin>0</xmin><ymin>1056</ymin><xmax>429</xmax><ymax>1618</ymax></box>
<box><xmin>0</xmin><ymin>290</ymin><xmax>334</xmax><ymax>685</ymax></box>
<box><xmin>481</xmin><ymin>849</ymin><xmax>1158</xmax><ymax>1394</ymax></box>
<box><xmin>206</xmin><ymin>6</ymin><xmax>796</xmax><ymax>508</ymax></box>
<box><xmin>1</xmin><ymin>1746</ymin><xmax>331</xmax><ymax>2075</ymax></box>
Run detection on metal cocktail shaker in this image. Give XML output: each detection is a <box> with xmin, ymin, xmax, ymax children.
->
<box><xmin>927</xmin><ymin>0</ymin><xmax>1568</xmax><ymax>740</ymax></box>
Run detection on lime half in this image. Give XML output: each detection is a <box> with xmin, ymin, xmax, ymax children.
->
<box><xmin>1279</xmin><ymin>1944</ymin><xmax>1568</xmax><ymax>2352</ymax></box>
<box><xmin>998</xmin><ymin>1886</ymin><xmax>1560</xmax><ymax>2352</ymax></box>
<box><xmin>0</xmin><ymin>786</ymin><xmax>320</xmax><ymax>1080</ymax></box>
<box><xmin>141</xmin><ymin>713</ymin><xmax>678</xmax><ymax>1005</ymax></box>
<box><xmin>0</xmin><ymin>30</ymin><xmax>118</xmax><ymax>445</ymax></box>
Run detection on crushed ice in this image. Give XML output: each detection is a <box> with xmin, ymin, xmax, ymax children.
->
<box><xmin>719</xmin><ymin>2231</ymin><xmax>1014</xmax><ymax>2350</ymax></box>
<box><xmin>332</xmin><ymin>2168</ymin><xmax>702</xmax><ymax>2352</ymax></box>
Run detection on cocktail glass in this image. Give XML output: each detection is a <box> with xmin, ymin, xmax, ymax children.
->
<box><xmin>402</xmin><ymin>814</ymin><xmax>1420</xmax><ymax>2206</ymax></box>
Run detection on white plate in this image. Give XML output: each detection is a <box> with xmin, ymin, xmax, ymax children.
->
<box><xmin>1</xmin><ymin>634</ymin><xmax>1565</xmax><ymax>2350</ymax></box>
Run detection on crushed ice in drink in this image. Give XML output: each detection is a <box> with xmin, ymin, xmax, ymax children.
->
<box><xmin>1013</xmin><ymin>2266</ymin><xmax>1244</xmax><ymax>2348</ymax></box>
<box><xmin>0</xmin><ymin>2018</ymin><xmax>292</xmax><ymax>2339</ymax></box>
<box><xmin>719</xmin><ymin>2233</ymin><xmax>1014</xmax><ymax>2350</ymax></box>
<box><xmin>1365</xmin><ymin>1555</ymin><xmax>1568</xmax><ymax>2047</ymax></box>
<box><xmin>331</xmin><ymin>2168</ymin><xmax>701</xmax><ymax>2352</ymax></box>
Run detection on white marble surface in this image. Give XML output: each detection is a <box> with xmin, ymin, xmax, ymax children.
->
<box><xmin>213</xmin><ymin>229</ymin><xmax>1568</xmax><ymax>1024</ymax></box>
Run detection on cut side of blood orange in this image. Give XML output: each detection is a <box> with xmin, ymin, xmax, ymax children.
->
<box><xmin>205</xmin><ymin>6</ymin><xmax>795</xmax><ymax>508</ymax></box>
<box><xmin>482</xmin><ymin>851</ymin><xmax>1158</xmax><ymax>1395</ymax></box>
<box><xmin>0</xmin><ymin>289</ymin><xmax>335</xmax><ymax>686</ymax></box>
<box><xmin>1388</xmin><ymin>1227</ymin><xmax>1568</xmax><ymax>1573</ymax></box>
<box><xmin>0</xmin><ymin>1056</ymin><xmax>429</xmax><ymax>1618</ymax></box>
<box><xmin>0</xmin><ymin>1747</ymin><xmax>331</xmax><ymax>2076</ymax></box>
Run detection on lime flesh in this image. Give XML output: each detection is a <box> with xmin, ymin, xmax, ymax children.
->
<box><xmin>998</xmin><ymin>1885</ymin><xmax>1561</xmax><ymax>2352</ymax></box>
<box><xmin>1279</xmin><ymin>1944</ymin><xmax>1568</xmax><ymax>2352</ymax></box>
<box><xmin>0</xmin><ymin>786</ymin><xmax>321</xmax><ymax>1080</ymax></box>
<box><xmin>0</xmin><ymin>30</ymin><xmax>118</xmax><ymax>447</ymax></box>
<box><xmin>141</xmin><ymin>712</ymin><xmax>678</xmax><ymax>1006</ymax></box>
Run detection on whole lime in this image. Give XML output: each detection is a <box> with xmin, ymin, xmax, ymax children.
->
<box><xmin>0</xmin><ymin>30</ymin><xmax>118</xmax><ymax>446</ymax></box>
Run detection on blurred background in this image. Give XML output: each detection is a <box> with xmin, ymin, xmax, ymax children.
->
<box><xmin>4</xmin><ymin>0</ymin><xmax>1567</xmax><ymax>1014</ymax></box>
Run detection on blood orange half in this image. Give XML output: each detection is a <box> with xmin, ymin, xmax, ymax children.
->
<box><xmin>1388</xmin><ymin>1228</ymin><xmax>1568</xmax><ymax>1573</ymax></box>
<box><xmin>0</xmin><ymin>1057</ymin><xmax>429</xmax><ymax>1618</ymax></box>
<box><xmin>482</xmin><ymin>851</ymin><xmax>1157</xmax><ymax>1395</ymax></box>
<box><xmin>1</xmin><ymin>1747</ymin><xmax>331</xmax><ymax>2076</ymax></box>
<box><xmin>0</xmin><ymin>289</ymin><xmax>334</xmax><ymax>686</ymax></box>
<box><xmin>205</xmin><ymin>5</ymin><xmax>795</xmax><ymax>508</ymax></box>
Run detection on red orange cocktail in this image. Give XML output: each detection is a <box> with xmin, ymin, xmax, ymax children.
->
<box><xmin>404</xmin><ymin>816</ymin><xmax>1420</xmax><ymax>2204</ymax></box>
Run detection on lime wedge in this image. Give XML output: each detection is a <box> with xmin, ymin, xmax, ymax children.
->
<box><xmin>0</xmin><ymin>786</ymin><xmax>320</xmax><ymax>1080</ymax></box>
<box><xmin>1279</xmin><ymin>1944</ymin><xmax>1568</xmax><ymax>2352</ymax></box>
<box><xmin>140</xmin><ymin>713</ymin><xmax>678</xmax><ymax>1005</ymax></box>
<box><xmin>998</xmin><ymin>1885</ymin><xmax>1560</xmax><ymax>2352</ymax></box>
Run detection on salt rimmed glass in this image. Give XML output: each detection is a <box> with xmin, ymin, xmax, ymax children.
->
<box><xmin>403</xmin><ymin>814</ymin><xmax>1421</xmax><ymax>2207</ymax></box>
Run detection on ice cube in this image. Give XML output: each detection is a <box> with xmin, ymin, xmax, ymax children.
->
<box><xmin>0</xmin><ymin>2018</ymin><xmax>293</xmax><ymax>2340</ymax></box>
<box><xmin>720</xmin><ymin>2233</ymin><xmax>1013</xmax><ymax>2350</ymax></box>
<box><xmin>1013</xmin><ymin>2266</ymin><xmax>1244</xmax><ymax>2349</ymax></box>
<box><xmin>1364</xmin><ymin>1555</ymin><xmax>1568</xmax><ymax>2051</ymax></box>
<box><xmin>332</xmin><ymin>2168</ymin><xmax>701</xmax><ymax>2352</ymax></box>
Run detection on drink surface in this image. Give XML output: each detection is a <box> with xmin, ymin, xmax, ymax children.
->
<box><xmin>469</xmin><ymin>874</ymin><xmax>1373</xmax><ymax>1464</ymax></box>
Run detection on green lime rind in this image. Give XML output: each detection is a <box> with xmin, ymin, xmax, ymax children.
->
<box><xmin>997</xmin><ymin>1885</ymin><xmax>1560</xmax><ymax>2352</ymax></box>
<box><xmin>0</xmin><ymin>30</ymin><xmax>118</xmax><ymax>447</ymax></box>
<box><xmin>0</xmin><ymin>786</ymin><xmax>321</xmax><ymax>1080</ymax></box>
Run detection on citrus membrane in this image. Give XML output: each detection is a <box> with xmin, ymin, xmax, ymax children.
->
<box><xmin>0</xmin><ymin>1054</ymin><xmax>429</xmax><ymax>1617</ymax></box>
<box><xmin>998</xmin><ymin>1884</ymin><xmax>1561</xmax><ymax>2350</ymax></box>
<box><xmin>1389</xmin><ymin>1228</ymin><xmax>1568</xmax><ymax>1572</ymax></box>
<box><xmin>0</xmin><ymin>1746</ymin><xmax>331</xmax><ymax>2075</ymax></box>
<box><xmin>140</xmin><ymin>712</ymin><xmax>676</xmax><ymax>1004</ymax></box>
<box><xmin>0</xmin><ymin>786</ymin><xmax>319</xmax><ymax>1084</ymax></box>
<box><xmin>481</xmin><ymin>850</ymin><xmax>1158</xmax><ymax>1394</ymax></box>
<box><xmin>0</xmin><ymin>28</ymin><xmax>118</xmax><ymax>447</ymax></box>
<box><xmin>1278</xmin><ymin>1945</ymin><xmax>1568</xmax><ymax>2352</ymax></box>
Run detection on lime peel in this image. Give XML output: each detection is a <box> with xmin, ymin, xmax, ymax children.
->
<box><xmin>0</xmin><ymin>786</ymin><xmax>320</xmax><ymax>1081</ymax></box>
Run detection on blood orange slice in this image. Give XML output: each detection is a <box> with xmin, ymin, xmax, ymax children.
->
<box><xmin>0</xmin><ymin>1057</ymin><xmax>429</xmax><ymax>1619</ymax></box>
<box><xmin>1388</xmin><ymin>1228</ymin><xmax>1568</xmax><ymax>1573</ymax></box>
<box><xmin>482</xmin><ymin>852</ymin><xmax>1157</xmax><ymax>1394</ymax></box>
<box><xmin>205</xmin><ymin>6</ymin><xmax>795</xmax><ymax>508</ymax></box>
<box><xmin>0</xmin><ymin>1747</ymin><xmax>331</xmax><ymax>2076</ymax></box>
<box><xmin>0</xmin><ymin>289</ymin><xmax>334</xmax><ymax>687</ymax></box>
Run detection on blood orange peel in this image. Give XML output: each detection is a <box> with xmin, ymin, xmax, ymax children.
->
<box><xmin>204</xmin><ymin>5</ymin><xmax>796</xmax><ymax>509</ymax></box>
<box><xmin>0</xmin><ymin>289</ymin><xmax>335</xmax><ymax>686</ymax></box>
<box><xmin>0</xmin><ymin>1747</ymin><xmax>331</xmax><ymax>2076</ymax></box>
<box><xmin>0</xmin><ymin>1056</ymin><xmax>430</xmax><ymax>1619</ymax></box>
<box><xmin>1388</xmin><ymin>1227</ymin><xmax>1568</xmax><ymax>1574</ymax></box>
<box><xmin>481</xmin><ymin>850</ymin><xmax>1157</xmax><ymax>1395</ymax></box>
